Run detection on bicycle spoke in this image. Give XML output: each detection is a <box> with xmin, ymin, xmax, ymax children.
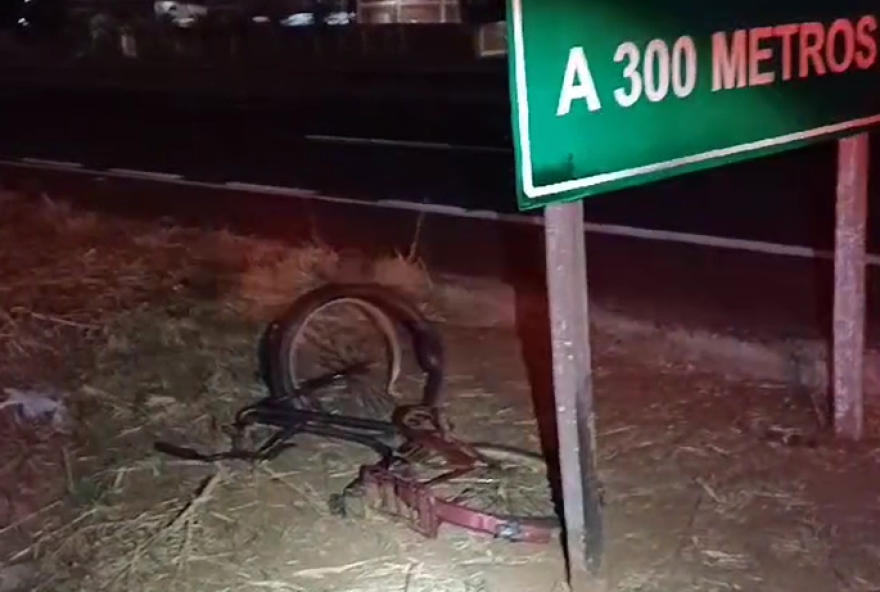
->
<box><xmin>289</xmin><ymin>300</ymin><xmax>398</xmax><ymax>418</ymax></box>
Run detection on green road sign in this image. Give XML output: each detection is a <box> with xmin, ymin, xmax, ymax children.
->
<box><xmin>507</xmin><ymin>0</ymin><xmax>880</xmax><ymax>210</ymax></box>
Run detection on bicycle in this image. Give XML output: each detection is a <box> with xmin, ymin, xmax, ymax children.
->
<box><xmin>155</xmin><ymin>283</ymin><xmax>561</xmax><ymax>543</ymax></box>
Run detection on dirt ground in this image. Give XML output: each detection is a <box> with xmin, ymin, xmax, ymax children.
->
<box><xmin>1</xmin><ymin>192</ymin><xmax>880</xmax><ymax>592</ymax></box>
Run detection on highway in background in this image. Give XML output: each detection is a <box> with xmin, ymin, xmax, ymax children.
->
<box><xmin>4</xmin><ymin>162</ymin><xmax>880</xmax><ymax>349</ymax></box>
<box><xmin>0</xmin><ymin>88</ymin><xmax>878</xmax><ymax>252</ymax></box>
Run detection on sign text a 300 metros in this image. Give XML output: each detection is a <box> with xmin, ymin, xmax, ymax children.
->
<box><xmin>506</xmin><ymin>0</ymin><xmax>880</xmax><ymax>210</ymax></box>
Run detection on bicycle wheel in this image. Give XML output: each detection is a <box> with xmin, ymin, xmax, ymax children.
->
<box><xmin>266</xmin><ymin>283</ymin><xmax>443</xmax><ymax>420</ymax></box>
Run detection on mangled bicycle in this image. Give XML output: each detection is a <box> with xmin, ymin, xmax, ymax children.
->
<box><xmin>155</xmin><ymin>283</ymin><xmax>560</xmax><ymax>544</ymax></box>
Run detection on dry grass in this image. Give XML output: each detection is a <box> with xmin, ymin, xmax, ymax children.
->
<box><xmin>0</xmin><ymin>192</ymin><xmax>526</xmax><ymax>592</ymax></box>
<box><xmin>2</xmin><ymin>191</ymin><xmax>880</xmax><ymax>592</ymax></box>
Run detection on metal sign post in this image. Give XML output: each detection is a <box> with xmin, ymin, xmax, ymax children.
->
<box><xmin>504</xmin><ymin>0</ymin><xmax>880</xmax><ymax>584</ymax></box>
<box><xmin>544</xmin><ymin>199</ymin><xmax>604</xmax><ymax>587</ymax></box>
<box><xmin>833</xmin><ymin>133</ymin><xmax>869</xmax><ymax>440</ymax></box>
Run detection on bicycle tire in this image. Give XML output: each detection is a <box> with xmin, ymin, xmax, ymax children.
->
<box><xmin>263</xmin><ymin>283</ymin><xmax>445</xmax><ymax>418</ymax></box>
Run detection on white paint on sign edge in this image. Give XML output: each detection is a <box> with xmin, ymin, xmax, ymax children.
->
<box><xmin>507</xmin><ymin>0</ymin><xmax>880</xmax><ymax>199</ymax></box>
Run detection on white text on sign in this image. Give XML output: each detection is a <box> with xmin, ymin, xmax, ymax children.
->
<box><xmin>555</xmin><ymin>14</ymin><xmax>879</xmax><ymax>117</ymax></box>
<box><xmin>712</xmin><ymin>16</ymin><xmax>877</xmax><ymax>90</ymax></box>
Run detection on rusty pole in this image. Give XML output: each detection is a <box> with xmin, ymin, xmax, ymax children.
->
<box><xmin>544</xmin><ymin>200</ymin><xmax>604</xmax><ymax>588</ymax></box>
<box><xmin>833</xmin><ymin>133</ymin><xmax>869</xmax><ymax>440</ymax></box>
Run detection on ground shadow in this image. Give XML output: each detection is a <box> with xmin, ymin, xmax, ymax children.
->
<box><xmin>498</xmin><ymin>219</ymin><xmax>597</xmax><ymax>574</ymax></box>
<box><xmin>496</xmin><ymin>222</ymin><xmax>560</xmax><ymax>480</ymax></box>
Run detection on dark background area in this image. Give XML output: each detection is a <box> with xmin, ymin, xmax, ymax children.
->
<box><xmin>0</xmin><ymin>0</ymin><xmax>877</xmax><ymax>254</ymax></box>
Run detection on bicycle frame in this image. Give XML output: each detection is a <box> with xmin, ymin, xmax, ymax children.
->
<box><xmin>155</xmin><ymin>366</ymin><xmax>402</xmax><ymax>462</ymax></box>
<box><xmin>153</xmin><ymin>283</ymin><xmax>560</xmax><ymax>544</ymax></box>
<box><xmin>154</xmin><ymin>366</ymin><xmax>560</xmax><ymax>544</ymax></box>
